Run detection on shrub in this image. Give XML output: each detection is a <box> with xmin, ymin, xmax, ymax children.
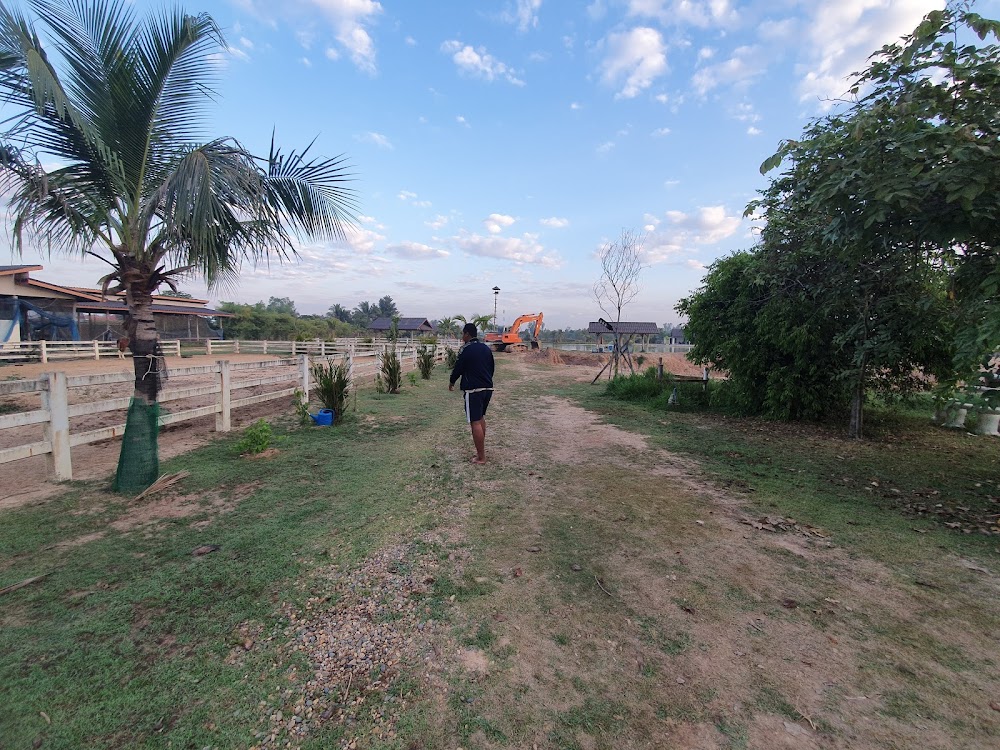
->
<box><xmin>235</xmin><ymin>419</ymin><xmax>273</xmax><ymax>454</ymax></box>
<box><xmin>417</xmin><ymin>345</ymin><xmax>436</xmax><ymax>379</ymax></box>
<box><xmin>604</xmin><ymin>369</ymin><xmax>668</xmax><ymax>401</ymax></box>
<box><xmin>444</xmin><ymin>347</ymin><xmax>458</xmax><ymax>369</ymax></box>
<box><xmin>376</xmin><ymin>350</ymin><xmax>403</xmax><ymax>394</ymax></box>
<box><xmin>407</xmin><ymin>371</ymin><xmax>418</xmax><ymax>386</ymax></box>
<box><xmin>311</xmin><ymin>357</ymin><xmax>351</xmax><ymax>416</ymax></box>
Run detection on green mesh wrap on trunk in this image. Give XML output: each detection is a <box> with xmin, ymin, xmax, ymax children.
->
<box><xmin>113</xmin><ymin>399</ymin><xmax>160</xmax><ymax>493</ymax></box>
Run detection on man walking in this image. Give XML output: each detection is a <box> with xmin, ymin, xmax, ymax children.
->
<box><xmin>449</xmin><ymin>322</ymin><xmax>495</xmax><ymax>464</ymax></box>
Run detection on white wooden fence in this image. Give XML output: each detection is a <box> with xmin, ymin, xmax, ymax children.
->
<box><xmin>0</xmin><ymin>339</ymin><xmax>183</xmax><ymax>363</ymax></box>
<box><xmin>0</xmin><ymin>346</ymin><xmax>449</xmax><ymax>481</ymax></box>
<box><xmin>0</xmin><ymin>337</ymin><xmax>454</xmax><ymax>363</ymax></box>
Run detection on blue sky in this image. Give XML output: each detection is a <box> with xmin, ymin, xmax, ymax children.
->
<box><xmin>12</xmin><ymin>0</ymin><xmax>999</xmax><ymax>329</ymax></box>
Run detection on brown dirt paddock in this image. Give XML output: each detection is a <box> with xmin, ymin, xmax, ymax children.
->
<box><xmin>0</xmin><ymin>353</ymin><xmax>303</xmax><ymax>509</ymax></box>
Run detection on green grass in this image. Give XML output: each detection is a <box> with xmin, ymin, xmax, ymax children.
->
<box><xmin>559</xmin><ymin>380</ymin><xmax>1000</xmax><ymax>565</ymax></box>
<box><xmin>0</xmin><ymin>369</ymin><xmax>465</xmax><ymax>749</ymax></box>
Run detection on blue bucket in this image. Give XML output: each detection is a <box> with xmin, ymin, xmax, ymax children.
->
<box><xmin>312</xmin><ymin>409</ymin><xmax>335</xmax><ymax>426</ymax></box>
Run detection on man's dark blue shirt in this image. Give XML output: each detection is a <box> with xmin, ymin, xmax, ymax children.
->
<box><xmin>449</xmin><ymin>339</ymin><xmax>495</xmax><ymax>391</ymax></box>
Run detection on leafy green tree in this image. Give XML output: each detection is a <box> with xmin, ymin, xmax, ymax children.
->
<box><xmin>266</xmin><ymin>296</ymin><xmax>297</xmax><ymax>315</ymax></box>
<box><xmin>684</xmin><ymin>5</ymin><xmax>998</xmax><ymax>438</ymax></box>
<box><xmin>0</xmin><ymin>0</ymin><xmax>357</xmax><ymax>487</ymax></box>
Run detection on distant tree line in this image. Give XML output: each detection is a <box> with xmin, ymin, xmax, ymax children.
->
<box><xmin>218</xmin><ymin>295</ymin><xmax>400</xmax><ymax>340</ymax></box>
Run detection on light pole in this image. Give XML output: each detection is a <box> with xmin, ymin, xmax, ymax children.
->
<box><xmin>492</xmin><ymin>286</ymin><xmax>500</xmax><ymax>330</ymax></box>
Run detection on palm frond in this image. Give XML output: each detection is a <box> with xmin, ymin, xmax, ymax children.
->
<box><xmin>264</xmin><ymin>134</ymin><xmax>359</xmax><ymax>242</ymax></box>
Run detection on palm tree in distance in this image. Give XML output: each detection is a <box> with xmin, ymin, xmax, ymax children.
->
<box><xmin>0</xmin><ymin>0</ymin><xmax>358</xmax><ymax>490</ymax></box>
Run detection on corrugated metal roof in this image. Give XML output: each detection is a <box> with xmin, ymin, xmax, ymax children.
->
<box><xmin>0</xmin><ymin>264</ymin><xmax>43</xmax><ymax>275</ymax></box>
<box><xmin>75</xmin><ymin>301</ymin><xmax>233</xmax><ymax>317</ymax></box>
<box><xmin>587</xmin><ymin>321</ymin><xmax>660</xmax><ymax>334</ymax></box>
<box><xmin>370</xmin><ymin>317</ymin><xmax>435</xmax><ymax>331</ymax></box>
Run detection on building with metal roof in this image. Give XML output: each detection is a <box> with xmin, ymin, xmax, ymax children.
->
<box><xmin>1</xmin><ymin>265</ymin><xmax>229</xmax><ymax>344</ymax></box>
<box><xmin>369</xmin><ymin>317</ymin><xmax>436</xmax><ymax>335</ymax></box>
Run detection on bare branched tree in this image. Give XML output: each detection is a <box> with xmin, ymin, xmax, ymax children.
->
<box><xmin>593</xmin><ymin>229</ymin><xmax>645</xmax><ymax>376</ymax></box>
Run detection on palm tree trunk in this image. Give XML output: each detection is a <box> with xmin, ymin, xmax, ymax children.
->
<box><xmin>127</xmin><ymin>288</ymin><xmax>160</xmax><ymax>403</ymax></box>
<box><xmin>114</xmin><ymin>283</ymin><xmax>162</xmax><ymax>492</ymax></box>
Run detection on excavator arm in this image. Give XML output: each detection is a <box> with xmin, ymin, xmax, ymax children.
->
<box><xmin>486</xmin><ymin>312</ymin><xmax>543</xmax><ymax>351</ymax></box>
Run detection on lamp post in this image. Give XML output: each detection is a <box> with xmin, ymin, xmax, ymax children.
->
<box><xmin>492</xmin><ymin>286</ymin><xmax>500</xmax><ymax>330</ymax></box>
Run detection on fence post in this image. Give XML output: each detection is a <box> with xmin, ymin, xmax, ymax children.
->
<box><xmin>206</xmin><ymin>339</ymin><xmax>212</xmax><ymax>356</ymax></box>
<box><xmin>347</xmin><ymin>352</ymin><xmax>354</xmax><ymax>386</ymax></box>
<box><xmin>300</xmin><ymin>354</ymin><xmax>310</xmax><ymax>401</ymax></box>
<box><xmin>262</xmin><ymin>340</ymin><xmax>268</xmax><ymax>355</ymax></box>
<box><xmin>658</xmin><ymin>357</ymin><xmax>664</xmax><ymax>381</ymax></box>
<box><xmin>234</xmin><ymin>339</ymin><xmax>240</xmax><ymax>354</ymax></box>
<box><xmin>43</xmin><ymin>371</ymin><xmax>72</xmax><ymax>480</ymax></box>
<box><xmin>40</xmin><ymin>340</ymin><xmax>48</xmax><ymax>364</ymax></box>
<box><xmin>93</xmin><ymin>340</ymin><xmax>100</xmax><ymax>360</ymax></box>
<box><xmin>215</xmin><ymin>360</ymin><xmax>231</xmax><ymax>432</ymax></box>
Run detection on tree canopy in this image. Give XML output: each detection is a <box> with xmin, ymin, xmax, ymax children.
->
<box><xmin>679</xmin><ymin>5</ymin><xmax>1000</xmax><ymax>437</ymax></box>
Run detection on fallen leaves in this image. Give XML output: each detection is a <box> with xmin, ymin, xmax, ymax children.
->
<box><xmin>740</xmin><ymin>515</ymin><xmax>829</xmax><ymax>538</ymax></box>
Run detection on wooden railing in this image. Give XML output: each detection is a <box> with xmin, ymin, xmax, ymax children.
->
<box><xmin>0</xmin><ymin>337</ymin><xmax>458</xmax><ymax>363</ymax></box>
<box><xmin>0</xmin><ymin>339</ymin><xmax>183</xmax><ymax>363</ymax></box>
<box><xmin>0</xmin><ymin>346</ymin><xmax>450</xmax><ymax>481</ymax></box>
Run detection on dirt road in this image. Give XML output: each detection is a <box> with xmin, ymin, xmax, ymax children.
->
<box><xmin>385</xmin><ymin>358</ymin><xmax>999</xmax><ymax>749</ymax></box>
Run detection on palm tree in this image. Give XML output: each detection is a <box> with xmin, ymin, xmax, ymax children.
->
<box><xmin>327</xmin><ymin>303</ymin><xmax>351</xmax><ymax>323</ymax></box>
<box><xmin>352</xmin><ymin>300</ymin><xmax>377</xmax><ymax>327</ymax></box>
<box><xmin>436</xmin><ymin>316</ymin><xmax>458</xmax><ymax>338</ymax></box>
<box><xmin>471</xmin><ymin>313</ymin><xmax>493</xmax><ymax>333</ymax></box>
<box><xmin>0</xmin><ymin>0</ymin><xmax>358</xmax><ymax>490</ymax></box>
<box><xmin>376</xmin><ymin>295</ymin><xmax>398</xmax><ymax>318</ymax></box>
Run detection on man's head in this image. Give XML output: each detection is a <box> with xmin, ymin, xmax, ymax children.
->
<box><xmin>461</xmin><ymin>322</ymin><xmax>477</xmax><ymax>341</ymax></box>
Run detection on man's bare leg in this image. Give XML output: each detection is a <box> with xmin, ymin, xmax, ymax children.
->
<box><xmin>470</xmin><ymin>418</ymin><xmax>486</xmax><ymax>463</ymax></box>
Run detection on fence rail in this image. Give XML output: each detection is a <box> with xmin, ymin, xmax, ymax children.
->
<box><xmin>0</xmin><ymin>346</ymin><xmax>448</xmax><ymax>481</ymax></box>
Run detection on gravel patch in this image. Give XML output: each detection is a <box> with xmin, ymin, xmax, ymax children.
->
<box><xmin>251</xmin><ymin>542</ymin><xmax>443</xmax><ymax>749</ymax></box>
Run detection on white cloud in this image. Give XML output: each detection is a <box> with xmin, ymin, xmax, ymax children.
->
<box><xmin>304</xmin><ymin>0</ymin><xmax>383</xmax><ymax>74</ymax></box>
<box><xmin>502</xmin><ymin>0</ymin><xmax>542</xmax><ymax>33</ymax></box>
<box><xmin>798</xmin><ymin>0</ymin><xmax>941</xmax><ymax>104</ymax></box>
<box><xmin>456</xmin><ymin>115</ymin><xmax>470</xmax><ymax>127</ymax></box>
<box><xmin>398</xmin><ymin>190</ymin><xmax>432</xmax><ymax>208</ymax></box>
<box><xmin>358</xmin><ymin>131</ymin><xmax>393</xmax><ymax>149</ymax></box>
<box><xmin>698</xmin><ymin>46</ymin><xmax>714</xmax><ymax>60</ymax></box>
<box><xmin>586</xmin><ymin>0</ymin><xmax>607</xmax><ymax>21</ymax></box>
<box><xmin>692</xmin><ymin>45</ymin><xmax>768</xmax><ymax>96</ymax></box>
<box><xmin>386</xmin><ymin>241</ymin><xmax>449</xmax><ymax>260</ymax></box>
<box><xmin>426</xmin><ymin>215</ymin><xmax>450</xmax><ymax>230</ymax></box>
<box><xmin>540</xmin><ymin>217</ymin><xmax>569</xmax><ymax>228</ymax></box>
<box><xmin>596</xmin><ymin>141</ymin><xmax>615</xmax><ymax>154</ymax></box>
<box><xmin>664</xmin><ymin>179</ymin><xmax>680</xmax><ymax>187</ymax></box>
<box><xmin>747</xmin><ymin>126</ymin><xmax>762</xmax><ymax>136</ymax></box>
<box><xmin>651</xmin><ymin>127</ymin><xmax>671</xmax><ymax>137</ymax></box>
<box><xmin>599</xmin><ymin>26</ymin><xmax>667</xmax><ymax>99</ymax></box>
<box><xmin>325</xmin><ymin>47</ymin><xmax>340</xmax><ymax>60</ymax></box>
<box><xmin>643</xmin><ymin>205</ymin><xmax>742</xmax><ymax>264</ymax></box>
<box><xmin>570</xmin><ymin>102</ymin><xmax>582</xmax><ymax>110</ymax></box>
<box><xmin>441</xmin><ymin>40</ymin><xmax>525</xmax><ymax>85</ymax></box>
<box><xmin>628</xmin><ymin>0</ymin><xmax>738</xmax><ymax>28</ymax></box>
<box><xmin>300</xmin><ymin>56</ymin><xmax>312</xmax><ymax>67</ymax></box>
<box><xmin>454</xmin><ymin>231</ymin><xmax>562</xmax><ymax>268</ymax></box>
<box><xmin>405</xmin><ymin>36</ymin><xmax>416</xmax><ymax>46</ymax></box>
<box><xmin>240</xmin><ymin>36</ymin><xmax>255</xmax><ymax>49</ymax></box>
<box><xmin>484</xmin><ymin>213</ymin><xmax>516</xmax><ymax>234</ymax></box>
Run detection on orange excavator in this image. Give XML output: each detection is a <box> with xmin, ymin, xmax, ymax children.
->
<box><xmin>485</xmin><ymin>312</ymin><xmax>544</xmax><ymax>352</ymax></box>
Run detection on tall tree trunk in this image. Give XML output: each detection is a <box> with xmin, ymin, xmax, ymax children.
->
<box><xmin>848</xmin><ymin>354</ymin><xmax>868</xmax><ymax>440</ymax></box>
<box><xmin>114</xmin><ymin>276</ymin><xmax>163</xmax><ymax>492</ymax></box>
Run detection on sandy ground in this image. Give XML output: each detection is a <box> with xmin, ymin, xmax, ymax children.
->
<box><xmin>0</xmin><ymin>354</ymin><xmax>303</xmax><ymax>507</ymax></box>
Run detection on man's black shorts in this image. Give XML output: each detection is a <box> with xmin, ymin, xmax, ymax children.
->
<box><xmin>463</xmin><ymin>390</ymin><xmax>492</xmax><ymax>422</ymax></box>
